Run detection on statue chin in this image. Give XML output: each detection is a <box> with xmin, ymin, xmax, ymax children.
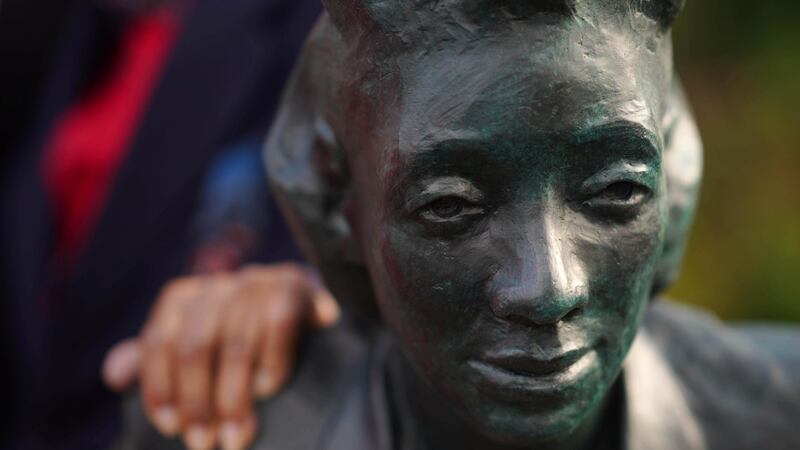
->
<box><xmin>463</xmin><ymin>397</ymin><xmax>605</xmax><ymax>446</ymax></box>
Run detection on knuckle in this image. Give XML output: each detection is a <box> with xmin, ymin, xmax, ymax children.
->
<box><xmin>180</xmin><ymin>399</ymin><xmax>211</xmax><ymax>421</ymax></box>
<box><xmin>159</xmin><ymin>276</ymin><xmax>198</xmax><ymax>300</ymax></box>
<box><xmin>202</xmin><ymin>274</ymin><xmax>234</xmax><ymax>299</ymax></box>
<box><xmin>210</xmin><ymin>272</ymin><xmax>235</xmax><ymax>286</ymax></box>
<box><xmin>176</xmin><ymin>333</ymin><xmax>212</xmax><ymax>360</ymax></box>
<box><xmin>278</xmin><ymin>263</ymin><xmax>308</xmax><ymax>285</ymax></box>
<box><xmin>236</xmin><ymin>265</ymin><xmax>305</xmax><ymax>298</ymax></box>
<box><xmin>222</xmin><ymin>335</ymin><xmax>254</xmax><ymax>361</ymax></box>
<box><xmin>237</xmin><ymin>264</ymin><xmax>275</xmax><ymax>285</ymax></box>
<box><xmin>235</xmin><ymin>272</ymin><xmax>264</xmax><ymax>294</ymax></box>
<box><xmin>215</xmin><ymin>390</ymin><xmax>243</xmax><ymax>417</ymax></box>
<box><xmin>265</xmin><ymin>298</ymin><xmax>301</xmax><ymax>327</ymax></box>
<box><xmin>142</xmin><ymin>327</ymin><xmax>169</xmax><ymax>348</ymax></box>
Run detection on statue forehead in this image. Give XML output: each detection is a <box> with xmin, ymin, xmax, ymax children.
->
<box><xmin>335</xmin><ymin>4</ymin><xmax>672</xmax><ymax>122</ymax></box>
<box><xmin>394</xmin><ymin>26</ymin><xmax>664</xmax><ymax>151</ymax></box>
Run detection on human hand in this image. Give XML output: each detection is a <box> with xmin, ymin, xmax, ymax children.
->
<box><xmin>102</xmin><ymin>263</ymin><xmax>339</xmax><ymax>450</ymax></box>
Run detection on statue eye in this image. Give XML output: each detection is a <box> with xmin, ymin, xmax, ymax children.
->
<box><xmin>429</xmin><ymin>197</ymin><xmax>464</xmax><ymax>218</ymax></box>
<box><xmin>599</xmin><ymin>182</ymin><xmax>636</xmax><ymax>202</ymax></box>
<box><xmin>583</xmin><ymin>181</ymin><xmax>650</xmax><ymax>215</ymax></box>
<box><xmin>417</xmin><ymin>196</ymin><xmax>485</xmax><ymax>224</ymax></box>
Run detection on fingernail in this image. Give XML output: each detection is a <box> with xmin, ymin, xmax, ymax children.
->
<box><xmin>219</xmin><ymin>421</ymin><xmax>245</xmax><ymax>450</ymax></box>
<box><xmin>312</xmin><ymin>291</ymin><xmax>339</xmax><ymax>327</ymax></box>
<box><xmin>102</xmin><ymin>340</ymin><xmax>142</xmax><ymax>391</ymax></box>
<box><xmin>153</xmin><ymin>406</ymin><xmax>180</xmax><ymax>436</ymax></box>
<box><xmin>185</xmin><ymin>424</ymin><xmax>214</xmax><ymax>450</ymax></box>
<box><xmin>254</xmin><ymin>370</ymin><xmax>276</xmax><ymax>398</ymax></box>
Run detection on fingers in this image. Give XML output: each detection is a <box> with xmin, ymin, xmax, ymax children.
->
<box><xmin>253</xmin><ymin>284</ymin><xmax>307</xmax><ymax>399</ymax></box>
<box><xmin>129</xmin><ymin>262</ymin><xmax>341</xmax><ymax>449</ymax></box>
<box><xmin>175</xmin><ymin>276</ymin><xmax>231</xmax><ymax>450</ymax></box>
<box><xmin>219</xmin><ymin>413</ymin><xmax>257</xmax><ymax>450</ymax></box>
<box><xmin>213</xmin><ymin>264</ymin><xmax>319</xmax><ymax>449</ymax></box>
<box><xmin>215</xmin><ymin>300</ymin><xmax>261</xmax><ymax>450</ymax></box>
<box><xmin>102</xmin><ymin>338</ymin><xmax>142</xmax><ymax>392</ymax></box>
<box><xmin>216</xmin><ymin>304</ymin><xmax>259</xmax><ymax>418</ymax></box>
<box><xmin>142</xmin><ymin>336</ymin><xmax>180</xmax><ymax>436</ymax></box>
<box><xmin>141</xmin><ymin>277</ymin><xmax>203</xmax><ymax>436</ymax></box>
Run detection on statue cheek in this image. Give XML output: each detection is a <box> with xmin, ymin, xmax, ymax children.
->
<box><xmin>376</xmin><ymin>225</ymin><xmax>490</xmax><ymax>337</ymax></box>
<box><xmin>576</xmin><ymin>221</ymin><xmax>665</xmax><ymax>352</ymax></box>
<box><xmin>588</xmin><ymin>198</ymin><xmax>666</xmax><ymax>278</ymax></box>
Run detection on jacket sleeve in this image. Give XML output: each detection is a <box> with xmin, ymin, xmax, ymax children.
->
<box><xmin>110</xmin><ymin>393</ymin><xmax>185</xmax><ymax>450</ymax></box>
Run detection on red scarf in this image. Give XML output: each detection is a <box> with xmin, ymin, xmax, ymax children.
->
<box><xmin>40</xmin><ymin>9</ymin><xmax>180</xmax><ymax>270</ymax></box>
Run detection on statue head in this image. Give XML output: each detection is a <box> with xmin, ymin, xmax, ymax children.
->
<box><xmin>266</xmin><ymin>0</ymin><xmax>702</xmax><ymax>444</ymax></box>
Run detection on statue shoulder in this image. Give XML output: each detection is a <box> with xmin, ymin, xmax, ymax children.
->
<box><xmin>642</xmin><ymin>301</ymin><xmax>800</xmax><ymax>450</ymax></box>
<box><xmin>734</xmin><ymin>322</ymin><xmax>800</xmax><ymax>369</ymax></box>
<box><xmin>112</xmin><ymin>322</ymin><xmax>372</xmax><ymax>450</ymax></box>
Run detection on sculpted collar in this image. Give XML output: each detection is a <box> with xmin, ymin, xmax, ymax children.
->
<box><xmin>624</xmin><ymin>327</ymin><xmax>706</xmax><ymax>450</ymax></box>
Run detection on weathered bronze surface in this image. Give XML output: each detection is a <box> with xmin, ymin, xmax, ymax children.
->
<box><xmin>115</xmin><ymin>1</ymin><xmax>800</xmax><ymax>449</ymax></box>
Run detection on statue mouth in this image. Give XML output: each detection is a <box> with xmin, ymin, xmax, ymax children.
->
<box><xmin>479</xmin><ymin>347</ymin><xmax>591</xmax><ymax>376</ymax></box>
<box><xmin>467</xmin><ymin>347</ymin><xmax>598</xmax><ymax>402</ymax></box>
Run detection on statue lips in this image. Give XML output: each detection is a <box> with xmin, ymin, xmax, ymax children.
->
<box><xmin>468</xmin><ymin>346</ymin><xmax>598</xmax><ymax>405</ymax></box>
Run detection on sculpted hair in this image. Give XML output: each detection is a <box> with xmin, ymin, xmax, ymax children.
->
<box><xmin>322</xmin><ymin>0</ymin><xmax>686</xmax><ymax>44</ymax></box>
<box><xmin>636</xmin><ymin>0</ymin><xmax>686</xmax><ymax>29</ymax></box>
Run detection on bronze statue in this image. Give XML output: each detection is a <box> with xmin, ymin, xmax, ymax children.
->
<box><xmin>115</xmin><ymin>0</ymin><xmax>800</xmax><ymax>449</ymax></box>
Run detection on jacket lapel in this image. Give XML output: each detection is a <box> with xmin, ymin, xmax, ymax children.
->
<box><xmin>624</xmin><ymin>327</ymin><xmax>706</xmax><ymax>450</ymax></box>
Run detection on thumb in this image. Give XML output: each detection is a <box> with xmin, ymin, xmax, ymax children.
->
<box><xmin>102</xmin><ymin>338</ymin><xmax>143</xmax><ymax>392</ymax></box>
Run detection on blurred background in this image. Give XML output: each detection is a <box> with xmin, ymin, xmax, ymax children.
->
<box><xmin>2</xmin><ymin>1</ymin><xmax>797</xmax><ymax>325</ymax></box>
<box><xmin>669</xmin><ymin>0</ymin><xmax>800</xmax><ymax>322</ymax></box>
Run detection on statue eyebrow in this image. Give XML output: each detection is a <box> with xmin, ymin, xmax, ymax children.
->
<box><xmin>573</xmin><ymin>119</ymin><xmax>661</xmax><ymax>159</ymax></box>
<box><xmin>400</xmin><ymin>138</ymin><xmax>491</xmax><ymax>176</ymax></box>
<box><xmin>389</xmin><ymin>138</ymin><xmax>494</xmax><ymax>202</ymax></box>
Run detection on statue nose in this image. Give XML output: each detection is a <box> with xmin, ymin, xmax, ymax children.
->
<box><xmin>489</xmin><ymin>214</ymin><xmax>588</xmax><ymax>325</ymax></box>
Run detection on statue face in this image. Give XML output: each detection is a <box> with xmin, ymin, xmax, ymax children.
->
<box><xmin>344</xmin><ymin>19</ymin><xmax>671</xmax><ymax>445</ymax></box>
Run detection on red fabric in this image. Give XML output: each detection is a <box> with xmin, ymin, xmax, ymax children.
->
<box><xmin>40</xmin><ymin>10</ymin><xmax>180</xmax><ymax>268</ymax></box>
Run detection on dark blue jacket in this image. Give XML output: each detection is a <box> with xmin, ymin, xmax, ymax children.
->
<box><xmin>0</xmin><ymin>1</ymin><xmax>318</xmax><ymax>448</ymax></box>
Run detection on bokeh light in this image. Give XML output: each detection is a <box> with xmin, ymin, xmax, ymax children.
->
<box><xmin>670</xmin><ymin>0</ymin><xmax>800</xmax><ymax>322</ymax></box>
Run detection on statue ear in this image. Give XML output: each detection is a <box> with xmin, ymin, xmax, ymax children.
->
<box><xmin>640</xmin><ymin>0</ymin><xmax>686</xmax><ymax>29</ymax></box>
<box><xmin>265</xmin><ymin>17</ymin><xmax>380</xmax><ymax>325</ymax></box>
<box><xmin>652</xmin><ymin>77</ymin><xmax>703</xmax><ymax>296</ymax></box>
